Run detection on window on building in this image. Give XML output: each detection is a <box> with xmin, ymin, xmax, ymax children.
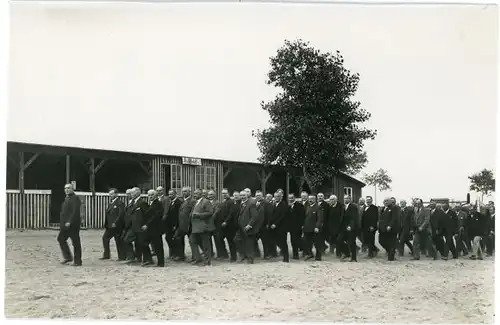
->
<box><xmin>195</xmin><ymin>166</ymin><xmax>216</xmax><ymax>191</ymax></box>
<box><xmin>344</xmin><ymin>187</ymin><xmax>353</xmax><ymax>198</ymax></box>
<box><xmin>171</xmin><ymin>164</ymin><xmax>182</xmax><ymax>195</ymax></box>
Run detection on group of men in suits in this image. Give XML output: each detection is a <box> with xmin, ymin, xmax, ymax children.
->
<box><xmin>56</xmin><ymin>183</ymin><xmax>495</xmax><ymax>266</ymax></box>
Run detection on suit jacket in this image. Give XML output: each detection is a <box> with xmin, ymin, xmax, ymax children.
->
<box><xmin>318</xmin><ymin>201</ymin><xmax>330</xmax><ymax>230</ymax></box>
<box><xmin>328</xmin><ymin>202</ymin><xmax>344</xmax><ymax>234</ymax></box>
<box><xmin>255</xmin><ymin>200</ymin><xmax>268</xmax><ymax>231</ymax></box>
<box><xmin>229</xmin><ymin>200</ymin><xmax>242</xmax><ymax>229</ymax></box>
<box><xmin>214</xmin><ymin>198</ymin><xmax>232</xmax><ymax>229</ymax></box>
<box><xmin>238</xmin><ymin>199</ymin><xmax>262</xmax><ymax>235</ymax></box>
<box><xmin>430</xmin><ymin>209</ymin><xmax>446</xmax><ymax>234</ymax></box>
<box><xmin>413</xmin><ymin>206</ymin><xmax>430</xmax><ymax>230</ymax></box>
<box><xmin>341</xmin><ymin>203</ymin><xmax>359</xmax><ymax>231</ymax></box>
<box><xmin>288</xmin><ymin>201</ymin><xmax>305</xmax><ymax>231</ymax></box>
<box><xmin>178</xmin><ymin>196</ymin><xmax>196</xmax><ymax>233</ymax></box>
<box><xmin>303</xmin><ymin>203</ymin><xmax>323</xmax><ymax>233</ymax></box>
<box><xmin>158</xmin><ymin>195</ymin><xmax>171</xmax><ymax>219</ymax></box>
<box><xmin>60</xmin><ymin>193</ymin><xmax>81</xmax><ymax>230</ymax></box>
<box><xmin>399</xmin><ymin>207</ymin><xmax>414</xmax><ymax>234</ymax></box>
<box><xmin>457</xmin><ymin>210</ymin><xmax>468</xmax><ymax>231</ymax></box>
<box><xmin>379</xmin><ymin>205</ymin><xmax>399</xmax><ymax>233</ymax></box>
<box><xmin>166</xmin><ymin>197</ymin><xmax>183</xmax><ymax>228</ymax></box>
<box><xmin>104</xmin><ymin>198</ymin><xmax>125</xmax><ymax>230</ymax></box>
<box><xmin>361</xmin><ymin>204</ymin><xmax>378</xmax><ymax>231</ymax></box>
<box><xmin>269</xmin><ymin>200</ymin><xmax>288</xmax><ymax>232</ymax></box>
<box><xmin>444</xmin><ymin>210</ymin><xmax>458</xmax><ymax>234</ymax></box>
<box><xmin>144</xmin><ymin>199</ymin><xmax>163</xmax><ymax>233</ymax></box>
<box><xmin>263</xmin><ymin>201</ymin><xmax>274</xmax><ymax>229</ymax></box>
<box><xmin>125</xmin><ymin>197</ymin><xmax>149</xmax><ymax>232</ymax></box>
<box><xmin>467</xmin><ymin>211</ymin><xmax>488</xmax><ymax>238</ymax></box>
<box><xmin>358</xmin><ymin>204</ymin><xmax>366</xmax><ymax>226</ymax></box>
<box><xmin>190</xmin><ymin>197</ymin><xmax>215</xmax><ymax>234</ymax></box>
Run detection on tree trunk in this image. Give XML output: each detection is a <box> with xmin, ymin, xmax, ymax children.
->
<box><xmin>374</xmin><ymin>185</ymin><xmax>377</xmax><ymax>205</ymax></box>
<box><xmin>302</xmin><ymin>165</ymin><xmax>316</xmax><ymax>194</ymax></box>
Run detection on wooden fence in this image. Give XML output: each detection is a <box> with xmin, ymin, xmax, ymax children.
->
<box><xmin>5</xmin><ymin>190</ymin><xmax>148</xmax><ymax>230</ymax></box>
<box><xmin>6</xmin><ymin>189</ymin><xmax>51</xmax><ymax>229</ymax></box>
<box><xmin>76</xmin><ymin>192</ymin><xmax>147</xmax><ymax>229</ymax></box>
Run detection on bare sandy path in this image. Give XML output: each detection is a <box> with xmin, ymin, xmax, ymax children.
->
<box><xmin>4</xmin><ymin>230</ymin><xmax>494</xmax><ymax>323</ymax></box>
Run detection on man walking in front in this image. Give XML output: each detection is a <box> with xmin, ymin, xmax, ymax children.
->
<box><xmin>58</xmin><ymin>184</ymin><xmax>82</xmax><ymax>266</ymax></box>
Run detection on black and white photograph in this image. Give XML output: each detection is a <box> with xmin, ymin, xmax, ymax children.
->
<box><xmin>3</xmin><ymin>0</ymin><xmax>497</xmax><ymax>323</ymax></box>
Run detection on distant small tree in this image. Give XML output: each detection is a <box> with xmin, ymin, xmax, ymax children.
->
<box><xmin>363</xmin><ymin>169</ymin><xmax>392</xmax><ymax>204</ymax></box>
<box><xmin>469</xmin><ymin>169</ymin><xmax>495</xmax><ymax>202</ymax></box>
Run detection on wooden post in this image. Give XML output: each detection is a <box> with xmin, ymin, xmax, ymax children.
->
<box><xmin>18</xmin><ymin>152</ymin><xmax>24</xmax><ymax>194</ymax></box>
<box><xmin>65</xmin><ymin>155</ymin><xmax>70</xmax><ymax>184</ymax></box>
<box><xmin>286</xmin><ymin>171</ymin><xmax>290</xmax><ymax>198</ymax></box>
<box><xmin>255</xmin><ymin>169</ymin><xmax>273</xmax><ymax>195</ymax></box>
<box><xmin>90</xmin><ymin>158</ymin><xmax>96</xmax><ymax>195</ymax></box>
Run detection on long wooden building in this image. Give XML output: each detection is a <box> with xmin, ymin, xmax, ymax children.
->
<box><xmin>5</xmin><ymin>141</ymin><xmax>365</xmax><ymax>230</ymax></box>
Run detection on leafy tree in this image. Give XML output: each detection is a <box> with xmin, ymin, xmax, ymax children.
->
<box><xmin>469</xmin><ymin>169</ymin><xmax>495</xmax><ymax>201</ymax></box>
<box><xmin>253</xmin><ymin>39</ymin><xmax>376</xmax><ymax>192</ymax></box>
<box><xmin>363</xmin><ymin>169</ymin><xmax>392</xmax><ymax>204</ymax></box>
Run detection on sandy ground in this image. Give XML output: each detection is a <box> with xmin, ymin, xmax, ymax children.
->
<box><xmin>4</xmin><ymin>230</ymin><xmax>495</xmax><ymax>323</ymax></box>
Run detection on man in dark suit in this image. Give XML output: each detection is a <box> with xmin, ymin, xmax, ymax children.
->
<box><xmin>338</xmin><ymin>195</ymin><xmax>359</xmax><ymax>262</ymax></box>
<box><xmin>259</xmin><ymin>192</ymin><xmax>275</xmax><ymax>259</ymax></box>
<box><xmin>429</xmin><ymin>203</ymin><xmax>446</xmax><ymax>259</ymax></box>
<box><xmin>207</xmin><ymin>190</ymin><xmax>218</xmax><ymax>258</ymax></box>
<box><xmin>164</xmin><ymin>189</ymin><xmax>181</xmax><ymax>260</ymax></box>
<box><xmin>441</xmin><ymin>203</ymin><xmax>458</xmax><ymax>260</ymax></box>
<box><xmin>189</xmin><ymin>188</ymin><xmax>215</xmax><ymax>266</ymax></box>
<box><xmin>173</xmin><ymin>187</ymin><xmax>195</xmax><ymax>261</ymax></box>
<box><xmin>485</xmin><ymin>205</ymin><xmax>495</xmax><ymax>256</ymax></box>
<box><xmin>221</xmin><ymin>191</ymin><xmax>241</xmax><ymax>262</ymax></box>
<box><xmin>268</xmin><ymin>191</ymin><xmax>289</xmax><ymax>262</ymax></box>
<box><xmin>454</xmin><ymin>205</ymin><xmax>470</xmax><ymax>256</ymax></box>
<box><xmin>361</xmin><ymin>196</ymin><xmax>379</xmax><ymax>258</ymax></box>
<box><xmin>378</xmin><ymin>198</ymin><xmax>399</xmax><ymax>261</ymax></box>
<box><xmin>288</xmin><ymin>193</ymin><xmax>305</xmax><ymax>259</ymax></box>
<box><xmin>122</xmin><ymin>187</ymin><xmax>149</xmax><ymax>264</ymax></box>
<box><xmin>141</xmin><ymin>189</ymin><xmax>165</xmax><ymax>266</ymax></box>
<box><xmin>57</xmin><ymin>183</ymin><xmax>82</xmax><ymax>266</ymax></box>
<box><xmin>303</xmin><ymin>194</ymin><xmax>323</xmax><ymax>261</ymax></box>
<box><xmin>234</xmin><ymin>190</ymin><xmax>262</xmax><ymax>264</ymax></box>
<box><xmin>398</xmin><ymin>200</ymin><xmax>414</xmax><ymax>257</ymax></box>
<box><xmin>317</xmin><ymin>193</ymin><xmax>330</xmax><ymax>254</ymax></box>
<box><xmin>358</xmin><ymin>197</ymin><xmax>367</xmax><ymax>252</ymax></box>
<box><xmin>100</xmin><ymin>188</ymin><xmax>125</xmax><ymax>261</ymax></box>
<box><xmin>214</xmin><ymin>188</ymin><xmax>233</xmax><ymax>260</ymax></box>
<box><xmin>411</xmin><ymin>198</ymin><xmax>431</xmax><ymax>260</ymax></box>
<box><xmin>468</xmin><ymin>204</ymin><xmax>488</xmax><ymax>260</ymax></box>
<box><xmin>328</xmin><ymin>195</ymin><xmax>344</xmax><ymax>257</ymax></box>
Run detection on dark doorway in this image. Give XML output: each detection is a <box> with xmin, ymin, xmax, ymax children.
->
<box><xmin>163</xmin><ymin>164</ymin><xmax>172</xmax><ymax>192</ymax></box>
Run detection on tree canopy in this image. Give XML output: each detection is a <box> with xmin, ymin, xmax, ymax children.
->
<box><xmin>469</xmin><ymin>169</ymin><xmax>495</xmax><ymax>199</ymax></box>
<box><xmin>253</xmin><ymin>39</ymin><xmax>376</xmax><ymax>190</ymax></box>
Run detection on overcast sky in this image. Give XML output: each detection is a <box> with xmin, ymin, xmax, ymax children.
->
<box><xmin>8</xmin><ymin>2</ymin><xmax>497</xmax><ymax>203</ymax></box>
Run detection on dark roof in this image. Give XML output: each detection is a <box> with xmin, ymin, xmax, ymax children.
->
<box><xmin>8</xmin><ymin>141</ymin><xmax>366</xmax><ymax>187</ymax></box>
<box><xmin>221</xmin><ymin>158</ymin><xmax>366</xmax><ymax>187</ymax></box>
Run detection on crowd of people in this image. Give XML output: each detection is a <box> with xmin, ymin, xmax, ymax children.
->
<box><xmin>56</xmin><ymin>183</ymin><xmax>495</xmax><ymax>267</ymax></box>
